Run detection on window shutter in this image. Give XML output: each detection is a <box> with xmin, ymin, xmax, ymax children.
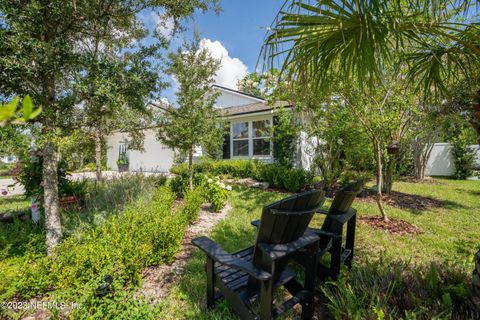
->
<box><xmin>222</xmin><ymin>124</ymin><xmax>231</xmax><ymax>159</ymax></box>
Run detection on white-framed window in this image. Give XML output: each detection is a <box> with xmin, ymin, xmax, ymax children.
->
<box><xmin>232</xmin><ymin>122</ymin><xmax>249</xmax><ymax>157</ymax></box>
<box><xmin>230</xmin><ymin>118</ymin><xmax>272</xmax><ymax>158</ymax></box>
<box><xmin>252</xmin><ymin>119</ymin><xmax>271</xmax><ymax>156</ymax></box>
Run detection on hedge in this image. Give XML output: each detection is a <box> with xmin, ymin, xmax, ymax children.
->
<box><xmin>170</xmin><ymin>159</ymin><xmax>308</xmax><ymax>192</ymax></box>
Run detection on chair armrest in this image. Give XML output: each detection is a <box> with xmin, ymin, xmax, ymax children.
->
<box><xmin>308</xmin><ymin>228</ymin><xmax>342</xmax><ymax>240</ymax></box>
<box><xmin>192</xmin><ymin>236</ymin><xmax>272</xmax><ymax>281</ymax></box>
<box><xmin>251</xmin><ymin>220</ymin><xmax>260</xmax><ymax>228</ymax></box>
<box><xmin>317</xmin><ymin>209</ymin><xmax>329</xmax><ymax>215</ymax></box>
<box><xmin>257</xmin><ymin>232</ymin><xmax>319</xmax><ymax>261</ymax></box>
<box><xmin>328</xmin><ymin>208</ymin><xmax>357</xmax><ymax>224</ymax></box>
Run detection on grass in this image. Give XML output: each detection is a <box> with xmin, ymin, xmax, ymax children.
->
<box><xmin>159</xmin><ymin>178</ymin><xmax>480</xmax><ymax>319</ymax></box>
<box><xmin>0</xmin><ymin>194</ymin><xmax>30</xmax><ymax>214</ymax></box>
<box><xmin>1</xmin><ymin>178</ymin><xmax>478</xmax><ymax>318</ymax></box>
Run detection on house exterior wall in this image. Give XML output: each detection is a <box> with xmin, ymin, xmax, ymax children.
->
<box><xmin>214</xmin><ymin>90</ymin><xmax>263</xmax><ymax>108</ymax></box>
<box><xmin>425</xmin><ymin>143</ymin><xmax>480</xmax><ymax>176</ymax></box>
<box><xmin>106</xmin><ymin>129</ymin><xmax>175</xmax><ymax>172</ymax></box>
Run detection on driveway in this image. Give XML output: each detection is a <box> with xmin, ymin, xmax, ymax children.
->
<box><xmin>0</xmin><ymin>178</ymin><xmax>24</xmax><ymax>196</ymax></box>
<box><xmin>1</xmin><ymin>171</ymin><xmax>170</xmax><ymax>197</ymax></box>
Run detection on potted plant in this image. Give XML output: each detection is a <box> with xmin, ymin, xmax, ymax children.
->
<box><xmin>116</xmin><ymin>153</ymin><xmax>129</xmax><ymax>172</ymax></box>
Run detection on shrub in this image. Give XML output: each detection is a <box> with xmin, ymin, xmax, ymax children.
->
<box><xmin>169</xmin><ymin>173</ymin><xmax>231</xmax><ymax>212</ymax></box>
<box><xmin>203</xmin><ymin>178</ymin><xmax>231</xmax><ymax>212</ymax></box>
<box><xmin>254</xmin><ymin>163</ymin><xmax>307</xmax><ymax>192</ymax></box>
<box><xmin>1</xmin><ymin>183</ymin><xmax>206</xmax><ymax>309</ymax></box>
<box><xmin>170</xmin><ymin>158</ymin><xmax>307</xmax><ymax>192</ymax></box>
<box><xmin>323</xmin><ymin>258</ymin><xmax>476</xmax><ymax>319</ymax></box>
<box><xmin>451</xmin><ymin>129</ymin><xmax>477</xmax><ymax>179</ymax></box>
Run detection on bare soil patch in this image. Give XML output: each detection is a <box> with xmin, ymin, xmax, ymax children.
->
<box><xmin>136</xmin><ymin>203</ymin><xmax>231</xmax><ymax>303</ymax></box>
<box><xmin>360</xmin><ymin>215</ymin><xmax>423</xmax><ymax>235</ymax></box>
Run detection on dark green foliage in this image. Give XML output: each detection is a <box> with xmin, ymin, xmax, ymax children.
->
<box><xmin>170</xmin><ymin>158</ymin><xmax>307</xmax><ymax>192</ymax></box>
<box><xmin>271</xmin><ymin>108</ymin><xmax>301</xmax><ymax>168</ymax></box>
<box><xmin>255</xmin><ymin>163</ymin><xmax>307</xmax><ymax>192</ymax></box>
<box><xmin>451</xmin><ymin>129</ymin><xmax>477</xmax><ymax>179</ymax></box>
<box><xmin>322</xmin><ymin>258</ymin><xmax>475</xmax><ymax>319</ymax></box>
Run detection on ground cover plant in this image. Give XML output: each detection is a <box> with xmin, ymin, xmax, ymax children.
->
<box><xmin>159</xmin><ymin>178</ymin><xmax>479</xmax><ymax>319</ymax></box>
<box><xmin>0</xmin><ymin>174</ymin><xmax>207</xmax><ymax>319</ymax></box>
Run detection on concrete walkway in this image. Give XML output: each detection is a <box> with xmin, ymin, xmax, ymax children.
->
<box><xmin>1</xmin><ymin>171</ymin><xmax>171</xmax><ymax>197</ymax></box>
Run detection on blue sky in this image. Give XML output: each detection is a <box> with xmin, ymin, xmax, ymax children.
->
<box><xmin>141</xmin><ymin>0</ymin><xmax>284</xmax><ymax>102</ymax></box>
<box><xmin>192</xmin><ymin>1</ymin><xmax>283</xmax><ymax>73</ymax></box>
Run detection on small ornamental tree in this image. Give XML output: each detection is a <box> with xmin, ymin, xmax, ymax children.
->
<box><xmin>0</xmin><ymin>0</ymin><xmax>220</xmax><ymax>255</ymax></box>
<box><xmin>157</xmin><ymin>39</ymin><xmax>224</xmax><ymax>190</ymax></box>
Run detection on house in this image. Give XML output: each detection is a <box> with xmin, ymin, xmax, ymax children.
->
<box><xmin>106</xmin><ymin>85</ymin><xmax>315</xmax><ymax>172</ymax></box>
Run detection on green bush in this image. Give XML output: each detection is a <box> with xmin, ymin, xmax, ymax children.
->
<box><xmin>451</xmin><ymin>129</ymin><xmax>477</xmax><ymax>179</ymax></box>
<box><xmin>170</xmin><ymin>158</ymin><xmax>307</xmax><ymax>192</ymax></box>
<box><xmin>203</xmin><ymin>177</ymin><xmax>231</xmax><ymax>212</ymax></box>
<box><xmin>169</xmin><ymin>173</ymin><xmax>231</xmax><ymax>212</ymax></box>
<box><xmin>323</xmin><ymin>258</ymin><xmax>475</xmax><ymax>319</ymax></box>
<box><xmin>1</xmin><ymin>184</ymin><xmax>206</xmax><ymax>312</ymax></box>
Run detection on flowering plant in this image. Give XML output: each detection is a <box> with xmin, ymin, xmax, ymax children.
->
<box><xmin>201</xmin><ymin>175</ymin><xmax>231</xmax><ymax>212</ymax></box>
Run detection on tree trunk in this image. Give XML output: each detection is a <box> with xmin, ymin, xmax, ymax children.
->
<box><xmin>43</xmin><ymin>140</ymin><xmax>62</xmax><ymax>256</ymax></box>
<box><xmin>95</xmin><ymin>128</ymin><xmax>102</xmax><ymax>180</ymax></box>
<box><xmin>473</xmin><ymin>249</ymin><xmax>480</xmax><ymax>312</ymax></box>
<box><xmin>374</xmin><ymin>140</ymin><xmax>388</xmax><ymax>221</ymax></box>
<box><xmin>383</xmin><ymin>155</ymin><xmax>395</xmax><ymax>194</ymax></box>
<box><xmin>188</xmin><ymin>146</ymin><xmax>194</xmax><ymax>190</ymax></box>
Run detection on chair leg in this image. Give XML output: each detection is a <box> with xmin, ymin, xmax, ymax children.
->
<box><xmin>206</xmin><ymin>257</ymin><xmax>215</xmax><ymax>308</ymax></box>
<box><xmin>345</xmin><ymin>214</ymin><xmax>356</xmax><ymax>268</ymax></box>
<box><xmin>259</xmin><ymin>279</ymin><xmax>273</xmax><ymax>320</ymax></box>
<box><xmin>301</xmin><ymin>243</ymin><xmax>318</xmax><ymax>319</ymax></box>
<box><xmin>330</xmin><ymin>237</ymin><xmax>342</xmax><ymax>280</ymax></box>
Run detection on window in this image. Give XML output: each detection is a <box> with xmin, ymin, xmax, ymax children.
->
<box><xmin>232</xmin><ymin>122</ymin><xmax>249</xmax><ymax>156</ymax></box>
<box><xmin>230</xmin><ymin>119</ymin><xmax>272</xmax><ymax>158</ymax></box>
<box><xmin>252</xmin><ymin>120</ymin><xmax>271</xmax><ymax>156</ymax></box>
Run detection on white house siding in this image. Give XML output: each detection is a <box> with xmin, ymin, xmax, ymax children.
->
<box><xmin>425</xmin><ymin>143</ymin><xmax>480</xmax><ymax>176</ymax></box>
<box><xmin>106</xmin><ymin>129</ymin><xmax>174</xmax><ymax>172</ymax></box>
<box><xmin>214</xmin><ymin>89</ymin><xmax>263</xmax><ymax>108</ymax></box>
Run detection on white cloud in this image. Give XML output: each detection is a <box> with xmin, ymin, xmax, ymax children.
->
<box><xmin>199</xmin><ymin>39</ymin><xmax>248</xmax><ymax>90</ymax></box>
<box><xmin>142</xmin><ymin>11</ymin><xmax>174</xmax><ymax>40</ymax></box>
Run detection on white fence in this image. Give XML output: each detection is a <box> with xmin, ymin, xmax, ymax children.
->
<box><xmin>426</xmin><ymin>143</ymin><xmax>480</xmax><ymax>176</ymax></box>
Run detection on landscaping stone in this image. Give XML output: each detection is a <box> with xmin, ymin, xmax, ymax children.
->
<box><xmin>223</xmin><ymin>178</ymin><xmax>269</xmax><ymax>190</ymax></box>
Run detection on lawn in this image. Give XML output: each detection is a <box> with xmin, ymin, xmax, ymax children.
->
<box><xmin>159</xmin><ymin>178</ymin><xmax>480</xmax><ymax>319</ymax></box>
<box><xmin>0</xmin><ymin>177</ymin><xmax>478</xmax><ymax>319</ymax></box>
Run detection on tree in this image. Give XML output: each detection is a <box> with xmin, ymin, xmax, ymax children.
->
<box><xmin>157</xmin><ymin>39</ymin><xmax>223</xmax><ymax>190</ymax></box>
<box><xmin>264</xmin><ymin>0</ymin><xmax>480</xmax><ymax>306</ymax></box>
<box><xmin>0</xmin><ymin>0</ymin><xmax>220</xmax><ymax>256</ymax></box>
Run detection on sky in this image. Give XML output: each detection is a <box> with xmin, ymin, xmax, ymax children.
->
<box><xmin>140</xmin><ymin>0</ymin><xmax>284</xmax><ymax>103</ymax></box>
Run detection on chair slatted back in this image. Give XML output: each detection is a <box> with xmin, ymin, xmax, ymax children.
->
<box><xmin>321</xmin><ymin>180</ymin><xmax>363</xmax><ymax>233</ymax></box>
<box><xmin>248</xmin><ymin>190</ymin><xmax>325</xmax><ymax>286</ymax></box>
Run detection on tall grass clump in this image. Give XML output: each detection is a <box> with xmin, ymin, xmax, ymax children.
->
<box><xmin>322</xmin><ymin>258</ymin><xmax>477</xmax><ymax>319</ymax></box>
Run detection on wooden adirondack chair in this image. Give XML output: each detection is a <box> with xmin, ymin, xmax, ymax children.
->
<box><xmin>251</xmin><ymin>180</ymin><xmax>363</xmax><ymax>282</ymax></box>
<box><xmin>310</xmin><ymin>179</ymin><xmax>363</xmax><ymax>280</ymax></box>
<box><xmin>192</xmin><ymin>189</ymin><xmax>325</xmax><ymax>320</ymax></box>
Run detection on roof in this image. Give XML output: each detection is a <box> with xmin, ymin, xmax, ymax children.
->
<box><xmin>212</xmin><ymin>84</ymin><xmax>265</xmax><ymax>102</ymax></box>
<box><xmin>220</xmin><ymin>101</ymin><xmax>292</xmax><ymax>117</ymax></box>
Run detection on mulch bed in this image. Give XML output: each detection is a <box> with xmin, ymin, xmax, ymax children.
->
<box><xmin>356</xmin><ymin>191</ymin><xmax>445</xmax><ymax>211</ymax></box>
<box><xmin>360</xmin><ymin>215</ymin><xmax>423</xmax><ymax>235</ymax></box>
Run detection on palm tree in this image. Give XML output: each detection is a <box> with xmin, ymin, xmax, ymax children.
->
<box><xmin>263</xmin><ymin>0</ymin><xmax>479</xmax><ymax>311</ymax></box>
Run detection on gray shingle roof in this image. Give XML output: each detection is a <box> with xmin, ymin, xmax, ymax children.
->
<box><xmin>219</xmin><ymin>101</ymin><xmax>291</xmax><ymax>116</ymax></box>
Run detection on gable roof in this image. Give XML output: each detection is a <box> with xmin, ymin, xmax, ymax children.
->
<box><xmin>213</xmin><ymin>84</ymin><xmax>265</xmax><ymax>103</ymax></box>
<box><xmin>220</xmin><ymin>101</ymin><xmax>292</xmax><ymax>117</ymax></box>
